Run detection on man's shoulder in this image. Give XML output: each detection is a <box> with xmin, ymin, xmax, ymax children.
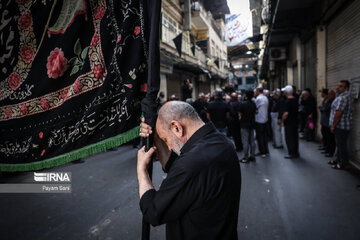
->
<box><xmin>177</xmin><ymin>133</ymin><xmax>237</xmax><ymax>173</ymax></box>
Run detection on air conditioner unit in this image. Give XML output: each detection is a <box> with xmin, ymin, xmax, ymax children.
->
<box><xmin>269</xmin><ymin>47</ymin><xmax>286</xmax><ymax>60</ymax></box>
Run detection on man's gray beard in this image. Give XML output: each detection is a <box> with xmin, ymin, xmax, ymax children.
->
<box><xmin>172</xmin><ymin>138</ymin><xmax>184</xmax><ymax>156</ymax></box>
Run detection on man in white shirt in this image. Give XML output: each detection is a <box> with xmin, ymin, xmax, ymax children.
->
<box><xmin>254</xmin><ymin>88</ymin><xmax>269</xmax><ymax>157</ymax></box>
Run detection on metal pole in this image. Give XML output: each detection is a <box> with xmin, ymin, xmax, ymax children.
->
<box><xmin>141</xmin><ymin>136</ymin><xmax>153</xmax><ymax>240</ymax></box>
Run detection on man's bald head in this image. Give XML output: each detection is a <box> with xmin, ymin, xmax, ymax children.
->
<box><xmin>157</xmin><ymin>101</ymin><xmax>202</xmax><ymax>130</ymax></box>
<box><xmin>156</xmin><ymin>101</ymin><xmax>204</xmax><ymax>154</ymax></box>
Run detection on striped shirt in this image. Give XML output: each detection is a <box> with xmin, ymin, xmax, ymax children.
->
<box><xmin>329</xmin><ymin>91</ymin><xmax>353</xmax><ymax>130</ymax></box>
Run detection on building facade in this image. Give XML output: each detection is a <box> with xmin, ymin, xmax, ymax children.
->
<box><xmin>160</xmin><ymin>0</ymin><xmax>229</xmax><ymax>100</ymax></box>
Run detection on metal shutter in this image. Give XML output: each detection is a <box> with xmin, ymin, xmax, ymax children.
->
<box><xmin>304</xmin><ymin>36</ymin><xmax>317</xmax><ymax>94</ymax></box>
<box><xmin>326</xmin><ymin>0</ymin><xmax>360</xmax><ymax>167</ymax></box>
<box><xmin>327</xmin><ymin>1</ymin><xmax>360</xmax><ymax>88</ymax></box>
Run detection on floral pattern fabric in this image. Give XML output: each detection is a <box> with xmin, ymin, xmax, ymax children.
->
<box><xmin>0</xmin><ymin>0</ymin><xmax>157</xmax><ymax>168</ymax></box>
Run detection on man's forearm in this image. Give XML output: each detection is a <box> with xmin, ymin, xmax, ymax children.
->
<box><xmin>282</xmin><ymin>112</ymin><xmax>288</xmax><ymax>122</ymax></box>
<box><xmin>137</xmin><ymin>169</ymin><xmax>154</xmax><ymax>198</ymax></box>
<box><xmin>331</xmin><ymin>111</ymin><xmax>342</xmax><ymax>128</ymax></box>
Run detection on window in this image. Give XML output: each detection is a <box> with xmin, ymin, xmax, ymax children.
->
<box><xmin>162</xmin><ymin>13</ymin><xmax>177</xmax><ymax>34</ymax></box>
<box><xmin>161</xmin><ymin>11</ymin><xmax>191</xmax><ymax>56</ymax></box>
<box><xmin>246</xmin><ymin>77</ymin><xmax>256</xmax><ymax>85</ymax></box>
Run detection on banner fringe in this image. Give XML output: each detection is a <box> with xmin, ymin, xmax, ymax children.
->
<box><xmin>0</xmin><ymin>126</ymin><xmax>140</xmax><ymax>172</ymax></box>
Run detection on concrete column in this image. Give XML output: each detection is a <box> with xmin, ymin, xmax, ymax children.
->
<box><xmin>296</xmin><ymin>38</ymin><xmax>302</xmax><ymax>89</ymax></box>
<box><xmin>316</xmin><ymin>27</ymin><xmax>327</xmax><ymax>139</ymax></box>
<box><xmin>287</xmin><ymin>60</ymin><xmax>293</xmax><ymax>86</ymax></box>
<box><xmin>160</xmin><ymin>74</ymin><xmax>167</xmax><ymax>99</ymax></box>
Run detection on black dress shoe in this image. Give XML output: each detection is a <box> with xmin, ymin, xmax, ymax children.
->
<box><xmin>248</xmin><ymin>157</ymin><xmax>256</xmax><ymax>162</ymax></box>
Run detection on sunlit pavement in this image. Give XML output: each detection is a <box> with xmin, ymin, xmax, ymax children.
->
<box><xmin>1</xmin><ymin>140</ymin><xmax>360</xmax><ymax>240</ymax></box>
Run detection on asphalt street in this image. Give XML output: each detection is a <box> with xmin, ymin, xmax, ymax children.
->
<box><xmin>1</xmin><ymin>139</ymin><xmax>360</xmax><ymax>240</ymax></box>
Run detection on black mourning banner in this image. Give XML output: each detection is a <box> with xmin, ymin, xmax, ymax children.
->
<box><xmin>173</xmin><ymin>33</ymin><xmax>183</xmax><ymax>57</ymax></box>
<box><xmin>191</xmin><ymin>45</ymin><xmax>196</xmax><ymax>56</ymax></box>
<box><xmin>0</xmin><ymin>0</ymin><xmax>161</xmax><ymax>171</ymax></box>
<box><xmin>214</xmin><ymin>58</ymin><xmax>219</xmax><ymax>68</ymax></box>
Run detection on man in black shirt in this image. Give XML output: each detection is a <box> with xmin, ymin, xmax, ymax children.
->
<box><xmin>181</xmin><ymin>79</ymin><xmax>193</xmax><ymax>101</ymax></box>
<box><xmin>281</xmin><ymin>85</ymin><xmax>300</xmax><ymax>158</ymax></box>
<box><xmin>206</xmin><ymin>89</ymin><xmax>230</xmax><ymax>135</ymax></box>
<box><xmin>229</xmin><ymin>92</ymin><xmax>243</xmax><ymax>151</ymax></box>
<box><xmin>238</xmin><ymin>90</ymin><xmax>257</xmax><ymax>163</ymax></box>
<box><xmin>300</xmin><ymin>89</ymin><xmax>317</xmax><ymax>141</ymax></box>
<box><xmin>193</xmin><ymin>92</ymin><xmax>208</xmax><ymax>123</ymax></box>
<box><xmin>138</xmin><ymin>101</ymin><xmax>241</xmax><ymax>240</ymax></box>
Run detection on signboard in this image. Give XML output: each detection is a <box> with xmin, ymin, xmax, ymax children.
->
<box><xmin>225</xmin><ymin>12</ymin><xmax>253</xmax><ymax>46</ymax></box>
<box><xmin>197</xmin><ymin>31</ymin><xmax>208</xmax><ymax>40</ymax></box>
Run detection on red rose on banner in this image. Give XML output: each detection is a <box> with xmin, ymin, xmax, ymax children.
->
<box><xmin>134</xmin><ymin>26</ymin><xmax>141</xmax><ymax>35</ymax></box>
<box><xmin>5</xmin><ymin>107</ymin><xmax>12</xmax><ymax>118</ymax></box>
<box><xmin>39</xmin><ymin>132</ymin><xmax>44</xmax><ymax>139</ymax></box>
<box><xmin>47</xmin><ymin>48</ymin><xmax>68</xmax><ymax>79</ymax></box>
<box><xmin>20</xmin><ymin>104</ymin><xmax>29</xmax><ymax>115</ymax></box>
<box><xmin>140</xmin><ymin>83</ymin><xmax>147</xmax><ymax>92</ymax></box>
<box><xmin>95</xmin><ymin>6</ymin><xmax>105</xmax><ymax>19</ymax></box>
<box><xmin>41</xmin><ymin>149</ymin><xmax>46</xmax><ymax>156</ymax></box>
<box><xmin>41</xmin><ymin>98</ymin><xmax>50</xmax><ymax>110</ymax></box>
<box><xmin>20</xmin><ymin>45</ymin><xmax>34</xmax><ymax>63</ymax></box>
<box><xmin>73</xmin><ymin>79</ymin><xmax>83</xmax><ymax>93</ymax></box>
<box><xmin>117</xmin><ymin>34</ymin><xmax>122</xmax><ymax>43</ymax></box>
<box><xmin>8</xmin><ymin>72</ymin><xmax>21</xmax><ymax>90</ymax></box>
<box><xmin>94</xmin><ymin>64</ymin><xmax>104</xmax><ymax>79</ymax></box>
<box><xmin>18</xmin><ymin>12</ymin><xmax>33</xmax><ymax>30</ymax></box>
<box><xmin>61</xmin><ymin>89</ymin><xmax>69</xmax><ymax>100</ymax></box>
<box><xmin>91</xmin><ymin>33</ymin><xmax>99</xmax><ymax>46</ymax></box>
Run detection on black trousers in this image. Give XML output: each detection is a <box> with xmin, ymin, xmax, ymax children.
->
<box><xmin>320</xmin><ymin>125</ymin><xmax>327</xmax><ymax>146</ymax></box>
<box><xmin>255</xmin><ymin>122</ymin><xmax>269</xmax><ymax>154</ymax></box>
<box><xmin>334</xmin><ymin>128</ymin><xmax>350</xmax><ymax>167</ymax></box>
<box><xmin>321</xmin><ymin>126</ymin><xmax>336</xmax><ymax>155</ymax></box>
<box><xmin>229</xmin><ymin>121</ymin><xmax>242</xmax><ymax>151</ymax></box>
<box><xmin>285</xmin><ymin>124</ymin><xmax>299</xmax><ymax>156</ymax></box>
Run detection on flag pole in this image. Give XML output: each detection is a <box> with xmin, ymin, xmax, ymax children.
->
<box><xmin>141</xmin><ymin>136</ymin><xmax>153</xmax><ymax>240</ymax></box>
<box><xmin>140</xmin><ymin>0</ymin><xmax>161</xmax><ymax>239</ymax></box>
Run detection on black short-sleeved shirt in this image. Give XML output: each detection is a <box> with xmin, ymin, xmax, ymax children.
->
<box><xmin>237</xmin><ymin>100</ymin><xmax>256</xmax><ymax>129</ymax></box>
<box><xmin>140</xmin><ymin>122</ymin><xmax>241</xmax><ymax>240</ymax></box>
<box><xmin>284</xmin><ymin>97</ymin><xmax>299</xmax><ymax>126</ymax></box>
<box><xmin>206</xmin><ymin>99</ymin><xmax>230</xmax><ymax>129</ymax></box>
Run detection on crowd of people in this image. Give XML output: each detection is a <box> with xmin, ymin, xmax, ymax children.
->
<box><xmin>158</xmin><ymin>79</ymin><xmax>353</xmax><ymax>169</ymax></box>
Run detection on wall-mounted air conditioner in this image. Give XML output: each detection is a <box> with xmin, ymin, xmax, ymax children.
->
<box><xmin>269</xmin><ymin>47</ymin><xmax>286</xmax><ymax>60</ymax></box>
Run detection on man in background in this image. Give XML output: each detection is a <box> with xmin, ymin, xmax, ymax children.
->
<box><xmin>238</xmin><ymin>90</ymin><xmax>257</xmax><ymax>163</ymax></box>
<box><xmin>330</xmin><ymin>80</ymin><xmax>353</xmax><ymax>169</ymax></box>
<box><xmin>229</xmin><ymin>92</ymin><xmax>243</xmax><ymax>151</ymax></box>
<box><xmin>270</xmin><ymin>89</ymin><xmax>283</xmax><ymax>149</ymax></box>
<box><xmin>181</xmin><ymin>79</ymin><xmax>193</xmax><ymax>101</ymax></box>
<box><xmin>282</xmin><ymin>85</ymin><xmax>300</xmax><ymax>159</ymax></box>
<box><xmin>207</xmin><ymin>89</ymin><xmax>230</xmax><ymax>135</ymax></box>
<box><xmin>254</xmin><ymin>88</ymin><xmax>269</xmax><ymax>157</ymax></box>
